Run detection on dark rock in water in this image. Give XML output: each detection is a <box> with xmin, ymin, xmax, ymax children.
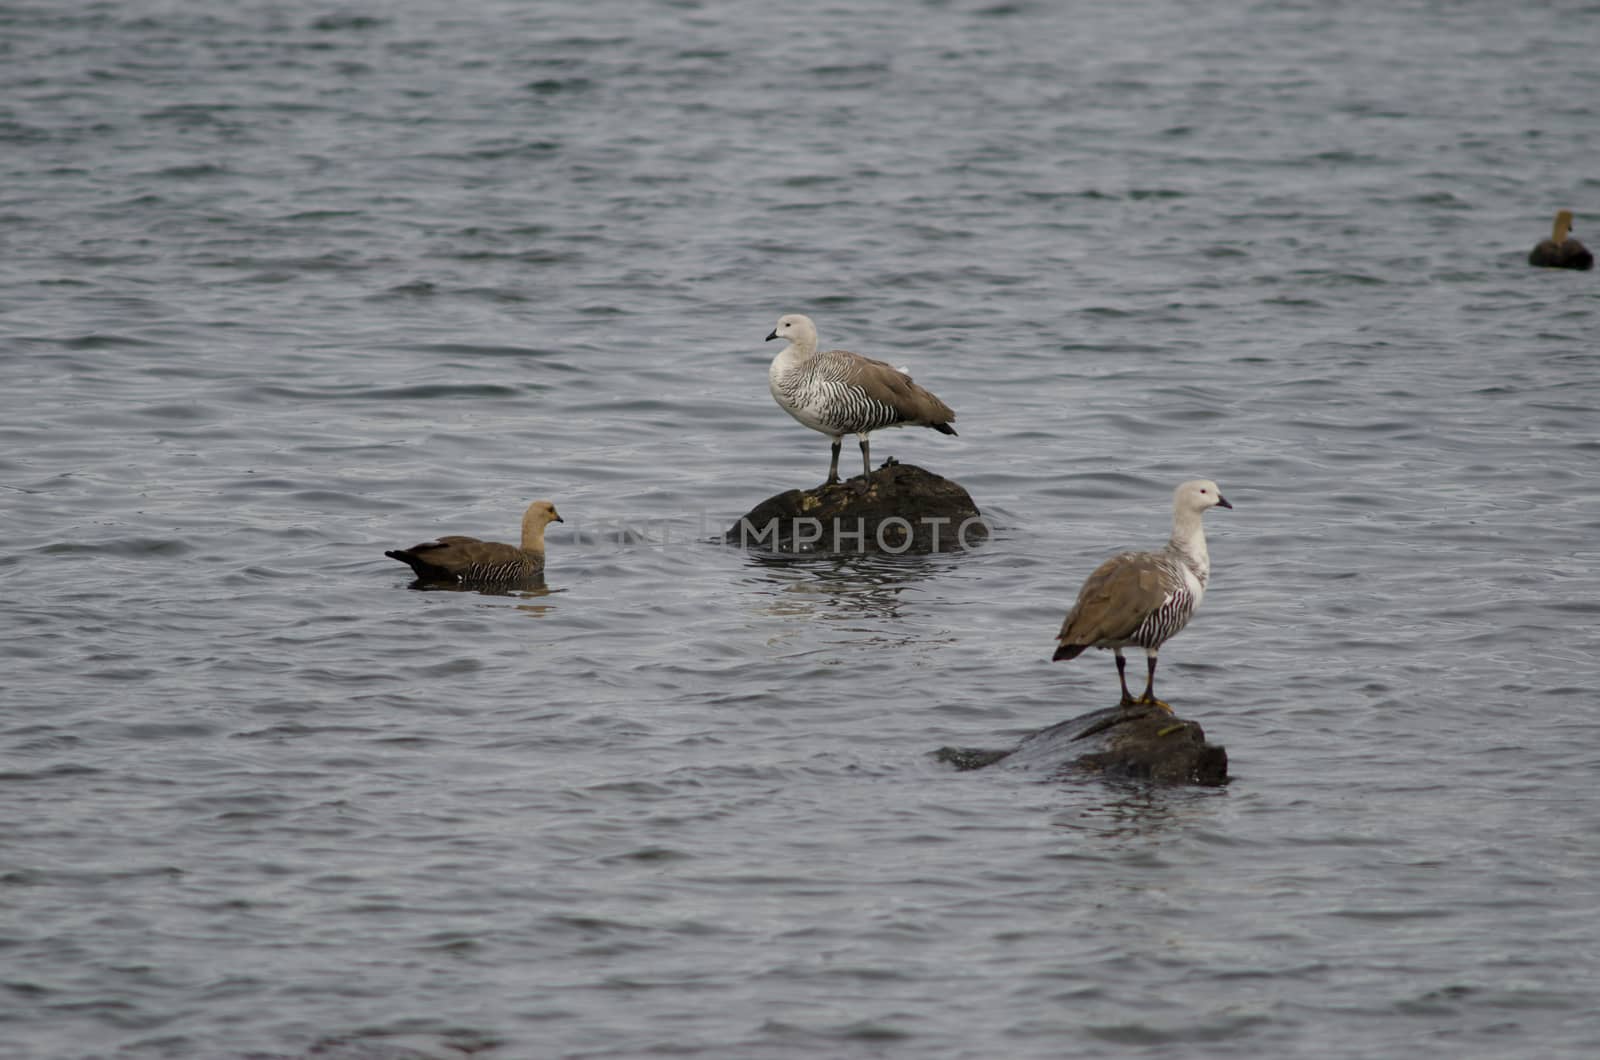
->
<box><xmin>725</xmin><ymin>460</ymin><xmax>986</xmax><ymax>554</ymax></box>
<box><xmin>936</xmin><ymin>703</ymin><xmax>1228</xmax><ymax>786</ymax></box>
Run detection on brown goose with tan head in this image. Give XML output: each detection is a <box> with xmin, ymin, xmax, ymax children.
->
<box><xmin>1052</xmin><ymin>480</ymin><xmax>1232</xmax><ymax>712</ymax></box>
<box><xmin>386</xmin><ymin>499</ymin><xmax>562</xmax><ymax>586</ymax></box>
<box><xmin>766</xmin><ymin>313</ymin><xmax>957</xmax><ymax>485</ymax></box>
<box><xmin>1528</xmin><ymin>210</ymin><xmax>1593</xmax><ymax>270</ymax></box>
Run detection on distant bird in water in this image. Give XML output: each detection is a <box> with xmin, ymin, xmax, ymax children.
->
<box><xmin>766</xmin><ymin>313</ymin><xmax>957</xmax><ymax>486</ymax></box>
<box><xmin>1052</xmin><ymin>480</ymin><xmax>1232</xmax><ymax>711</ymax></box>
<box><xmin>386</xmin><ymin>500</ymin><xmax>562</xmax><ymax>587</ymax></box>
<box><xmin>1528</xmin><ymin>210</ymin><xmax>1593</xmax><ymax>270</ymax></box>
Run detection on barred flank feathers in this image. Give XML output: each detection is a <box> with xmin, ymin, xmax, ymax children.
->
<box><xmin>768</xmin><ymin>314</ymin><xmax>958</xmax><ymax>437</ymax></box>
<box><xmin>1051</xmin><ymin>481</ymin><xmax>1231</xmax><ymax>703</ymax></box>
<box><xmin>386</xmin><ymin>500</ymin><xmax>562</xmax><ymax>587</ymax></box>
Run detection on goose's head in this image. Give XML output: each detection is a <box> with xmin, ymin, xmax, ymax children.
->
<box><xmin>1554</xmin><ymin>209</ymin><xmax>1576</xmax><ymax>242</ymax></box>
<box><xmin>522</xmin><ymin>499</ymin><xmax>563</xmax><ymax>533</ymax></box>
<box><xmin>1175</xmin><ymin>479</ymin><xmax>1232</xmax><ymax>515</ymax></box>
<box><xmin>765</xmin><ymin>313</ymin><xmax>818</xmax><ymax>350</ymax></box>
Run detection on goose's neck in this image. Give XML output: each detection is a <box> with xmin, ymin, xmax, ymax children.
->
<box><xmin>1554</xmin><ymin>213</ymin><xmax>1573</xmax><ymax>242</ymax></box>
<box><xmin>520</xmin><ymin>519</ymin><xmax>549</xmax><ymax>554</ymax></box>
<box><xmin>770</xmin><ymin>338</ymin><xmax>818</xmax><ymax>383</ymax></box>
<box><xmin>1167</xmin><ymin>510</ymin><xmax>1210</xmax><ymax>581</ymax></box>
<box><xmin>783</xmin><ymin>326</ymin><xmax>820</xmax><ymax>358</ymax></box>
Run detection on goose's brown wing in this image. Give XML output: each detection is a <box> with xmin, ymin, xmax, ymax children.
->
<box><xmin>387</xmin><ymin>535</ymin><xmax>536</xmax><ymax>580</ymax></box>
<box><xmin>1055</xmin><ymin>552</ymin><xmax>1168</xmax><ymax>651</ymax></box>
<box><xmin>842</xmin><ymin>352</ymin><xmax>957</xmax><ymax>426</ymax></box>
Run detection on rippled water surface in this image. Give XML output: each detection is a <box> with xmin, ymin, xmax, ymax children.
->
<box><xmin>4</xmin><ymin>1</ymin><xmax>1600</xmax><ymax>1057</ymax></box>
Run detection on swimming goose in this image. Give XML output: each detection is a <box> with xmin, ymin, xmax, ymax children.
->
<box><xmin>386</xmin><ymin>499</ymin><xmax>562</xmax><ymax>586</ymax></box>
<box><xmin>1528</xmin><ymin>210</ymin><xmax>1593</xmax><ymax>270</ymax></box>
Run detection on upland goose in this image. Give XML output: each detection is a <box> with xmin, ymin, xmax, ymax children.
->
<box><xmin>766</xmin><ymin>313</ymin><xmax>957</xmax><ymax>485</ymax></box>
<box><xmin>1052</xmin><ymin>480</ymin><xmax>1232</xmax><ymax>711</ymax></box>
<box><xmin>1528</xmin><ymin>210</ymin><xmax>1593</xmax><ymax>270</ymax></box>
<box><xmin>386</xmin><ymin>499</ymin><xmax>562</xmax><ymax>586</ymax></box>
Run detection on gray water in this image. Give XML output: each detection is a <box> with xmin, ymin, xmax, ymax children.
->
<box><xmin>4</xmin><ymin>1</ymin><xmax>1600</xmax><ymax>1057</ymax></box>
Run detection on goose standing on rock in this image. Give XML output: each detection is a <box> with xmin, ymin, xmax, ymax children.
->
<box><xmin>1528</xmin><ymin>210</ymin><xmax>1593</xmax><ymax>270</ymax></box>
<box><xmin>766</xmin><ymin>313</ymin><xmax>957</xmax><ymax>485</ymax></box>
<box><xmin>1052</xmin><ymin>480</ymin><xmax>1232</xmax><ymax>711</ymax></box>
<box><xmin>386</xmin><ymin>499</ymin><xmax>562</xmax><ymax>587</ymax></box>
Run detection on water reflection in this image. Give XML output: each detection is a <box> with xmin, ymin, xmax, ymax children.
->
<box><xmin>1051</xmin><ymin>782</ymin><xmax>1227</xmax><ymax>842</ymax></box>
<box><xmin>404</xmin><ymin>577</ymin><xmax>564</xmax><ymax>618</ymax></box>
<box><xmin>511</xmin><ymin>584</ymin><xmax>563</xmax><ymax>619</ymax></box>
<box><xmin>740</xmin><ymin>550</ymin><xmax>944</xmax><ymax>624</ymax></box>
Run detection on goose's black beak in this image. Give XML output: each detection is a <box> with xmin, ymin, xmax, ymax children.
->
<box><xmin>765</xmin><ymin>329</ymin><xmax>779</xmax><ymax>341</ymax></box>
<box><xmin>1216</xmin><ymin>494</ymin><xmax>1233</xmax><ymax>509</ymax></box>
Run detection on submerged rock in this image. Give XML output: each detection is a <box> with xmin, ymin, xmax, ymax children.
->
<box><xmin>936</xmin><ymin>703</ymin><xmax>1228</xmax><ymax>786</ymax></box>
<box><xmin>725</xmin><ymin>460</ymin><xmax>985</xmax><ymax>554</ymax></box>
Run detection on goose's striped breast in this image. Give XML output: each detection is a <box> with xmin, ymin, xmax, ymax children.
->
<box><xmin>773</xmin><ymin>352</ymin><xmax>905</xmax><ymax>435</ymax></box>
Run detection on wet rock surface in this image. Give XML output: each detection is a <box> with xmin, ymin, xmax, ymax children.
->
<box><xmin>725</xmin><ymin>460</ymin><xmax>985</xmax><ymax>554</ymax></box>
<box><xmin>937</xmin><ymin>703</ymin><xmax>1229</xmax><ymax>786</ymax></box>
